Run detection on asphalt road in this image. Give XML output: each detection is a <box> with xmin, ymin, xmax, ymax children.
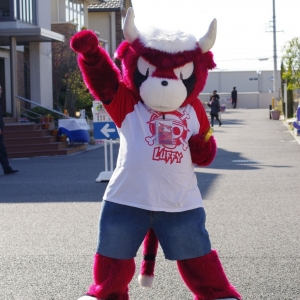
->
<box><xmin>1</xmin><ymin>108</ymin><xmax>300</xmax><ymax>300</ymax></box>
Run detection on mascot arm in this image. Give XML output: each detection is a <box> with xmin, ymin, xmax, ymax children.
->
<box><xmin>70</xmin><ymin>30</ymin><xmax>121</xmax><ymax>102</ymax></box>
<box><xmin>189</xmin><ymin>132</ymin><xmax>217</xmax><ymax>167</ymax></box>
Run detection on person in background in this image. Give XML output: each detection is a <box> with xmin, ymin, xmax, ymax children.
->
<box><xmin>210</xmin><ymin>89</ymin><xmax>219</xmax><ymax>102</ymax></box>
<box><xmin>231</xmin><ymin>86</ymin><xmax>237</xmax><ymax>108</ymax></box>
<box><xmin>0</xmin><ymin>85</ymin><xmax>19</xmax><ymax>175</ymax></box>
<box><xmin>208</xmin><ymin>90</ymin><xmax>222</xmax><ymax>127</ymax></box>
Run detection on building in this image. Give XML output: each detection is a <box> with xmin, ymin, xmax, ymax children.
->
<box><xmin>87</xmin><ymin>0</ymin><xmax>132</xmax><ymax>57</ymax></box>
<box><xmin>0</xmin><ymin>0</ymin><xmax>133</xmax><ymax>117</ymax></box>
<box><xmin>0</xmin><ymin>1</ymin><xmax>281</xmax><ymax>117</ymax></box>
<box><xmin>201</xmin><ymin>70</ymin><xmax>281</xmax><ymax>109</ymax></box>
<box><xmin>0</xmin><ymin>0</ymin><xmax>65</xmax><ymax>116</ymax></box>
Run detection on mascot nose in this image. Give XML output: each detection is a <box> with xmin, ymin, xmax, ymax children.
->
<box><xmin>161</xmin><ymin>80</ymin><xmax>168</xmax><ymax>86</ymax></box>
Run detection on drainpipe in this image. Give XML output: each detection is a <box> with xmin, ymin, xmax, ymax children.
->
<box><xmin>108</xmin><ymin>12</ymin><xmax>116</xmax><ymax>57</ymax></box>
<box><xmin>9</xmin><ymin>36</ymin><xmax>17</xmax><ymax>118</ymax></box>
<box><xmin>57</xmin><ymin>0</ymin><xmax>59</xmax><ymax>21</ymax></box>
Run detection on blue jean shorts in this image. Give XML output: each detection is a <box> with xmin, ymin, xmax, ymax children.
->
<box><xmin>96</xmin><ymin>201</ymin><xmax>211</xmax><ymax>260</ymax></box>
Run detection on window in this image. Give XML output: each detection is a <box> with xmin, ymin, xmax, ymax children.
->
<box><xmin>0</xmin><ymin>0</ymin><xmax>11</xmax><ymax>18</ymax></box>
<box><xmin>1</xmin><ymin>0</ymin><xmax>36</xmax><ymax>24</ymax></box>
<box><xmin>65</xmin><ymin>0</ymin><xmax>85</xmax><ymax>30</ymax></box>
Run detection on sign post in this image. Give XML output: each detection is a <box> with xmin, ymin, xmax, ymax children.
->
<box><xmin>93</xmin><ymin>101</ymin><xmax>119</xmax><ymax>182</ymax></box>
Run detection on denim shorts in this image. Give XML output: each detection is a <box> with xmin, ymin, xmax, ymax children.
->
<box><xmin>96</xmin><ymin>201</ymin><xmax>211</xmax><ymax>260</ymax></box>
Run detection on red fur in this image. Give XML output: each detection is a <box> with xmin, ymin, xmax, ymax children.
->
<box><xmin>189</xmin><ymin>135</ymin><xmax>217</xmax><ymax>166</ymax></box>
<box><xmin>140</xmin><ymin>229</ymin><xmax>159</xmax><ymax>277</ymax></box>
<box><xmin>115</xmin><ymin>39</ymin><xmax>216</xmax><ymax>106</ymax></box>
<box><xmin>115</xmin><ymin>41</ymin><xmax>142</xmax><ymax>99</ymax></box>
<box><xmin>177</xmin><ymin>250</ymin><xmax>242</xmax><ymax>300</ymax></box>
<box><xmin>203</xmin><ymin>51</ymin><xmax>217</xmax><ymax>70</ymax></box>
<box><xmin>87</xmin><ymin>253</ymin><xmax>135</xmax><ymax>300</ymax></box>
<box><xmin>70</xmin><ymin>30</ymin><xmax>100</xmax><ymax>59</ymax></box>
<box><xmin>71</xmin><ymin>24</ymin><xmax>237</xmax><ymax>300</ymax></box>
<box><xmin>70</xmin><ymin>30</ymin><xmax>121</xmax><ymax>102</ymax></box>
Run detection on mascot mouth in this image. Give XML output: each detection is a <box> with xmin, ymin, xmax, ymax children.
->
<box><xmin>140</xmin><ymin>77</ymin><xmax>187</xmax><ymax>112</ymax></box>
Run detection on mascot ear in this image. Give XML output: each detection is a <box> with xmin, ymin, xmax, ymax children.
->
<box><xmin>203</xmin><ymin>51</ymin><xmax>217</xmax><ymax>70</ymax></box>
<box><xmin>114</xmin><ymin>41</ymin><xmax>132</xmax><ymax>60</ymax></box>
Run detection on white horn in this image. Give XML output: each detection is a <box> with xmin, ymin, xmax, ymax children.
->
<box><xmin>198</xmin><ymin>19</ymin><xmax>217</xmax><ymax>53</ymax></box>
<box><xmin>123</xmin><ymin>8</ymin><xmax>139</xmax><ymax>44</ymax></box>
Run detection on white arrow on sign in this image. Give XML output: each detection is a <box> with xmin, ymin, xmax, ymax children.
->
<box><xmin>101</xmin><ymin>123</ymin><xmax>116</xmax><ymax>138</ymax></box>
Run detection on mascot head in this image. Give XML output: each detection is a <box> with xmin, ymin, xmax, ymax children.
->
<box><xmin>115</xmin><ymin>8</ymin><xmax>217</xmax><ymax>113</ymax></box>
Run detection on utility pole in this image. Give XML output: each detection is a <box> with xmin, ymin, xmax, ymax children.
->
<box><xmin>272</xmin><ymin>0</ymin><xmax>278</xmax><ymax>95</ymax></box>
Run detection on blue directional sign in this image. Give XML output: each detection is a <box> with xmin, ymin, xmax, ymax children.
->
<box><xmin>94</xmin><ymin>122</ymin><xmax>119</xmax><ymax>140</ymax></box>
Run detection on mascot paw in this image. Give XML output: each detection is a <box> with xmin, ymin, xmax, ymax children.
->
<box><xmin>70</xmin><ymin>30</ymin><xmax>99</xmax><ymax>55</ymax></box>
<box><xmin>188</xmin><ymin>134</ymin><xmax>216</xmax><ymax>166</ymax></box>
<box><xmin>138</xmin><ymin>274</ymin><xmax>154</xmax><ymax>288</ymax></box>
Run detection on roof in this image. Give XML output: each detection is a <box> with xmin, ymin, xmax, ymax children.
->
<box><xmin>88</xmin><ymin>0</ymin><xmax>123</xmax><ymax>12</ymax></box>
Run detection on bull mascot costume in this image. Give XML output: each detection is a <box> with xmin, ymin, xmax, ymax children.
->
<box><xmin>71</xmin><ymin>7</ymin><xmax>241</xmax><ymax>300</ymax></box>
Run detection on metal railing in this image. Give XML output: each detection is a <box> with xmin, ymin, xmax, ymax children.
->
<box><xmin>16</xmin><ymin>96</ymin><xmax>92</xmax><ymax>130</ymax></box>
<box><xmin>16</xmin><ymin>96</ymin><xmax>74</xmax><ymax>128</ymax></box>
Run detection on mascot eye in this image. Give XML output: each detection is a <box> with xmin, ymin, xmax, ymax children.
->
<box><xmin>137</xmin><ymin>57</ymin><xmax>156</xmax><ymax>77</ymax></box>
<box><xmin>174</xmin><ymin>62</ymin><xmax>194</xmax><ymax>80</ymax></box>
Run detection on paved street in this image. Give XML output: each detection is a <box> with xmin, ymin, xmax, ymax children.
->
<box><xmin>1</xmin><ymin>108</ymin><xmax>300</xmax><ymax>300</ymax></box>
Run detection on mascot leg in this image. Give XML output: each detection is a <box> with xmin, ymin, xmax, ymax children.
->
<box><xmin>83</xmin><ymin>253</ymin><xmax>135</xmax><ymax>300</ymax></box>
<box><xmin>138</xmin><ymin>228</ymin><xmax>159</xmax><ymax>288</ymax></box>
<box><xmin>177</xmin><ymin>250</ymin><xmax>241</xmax><ymax>300</ymax></box>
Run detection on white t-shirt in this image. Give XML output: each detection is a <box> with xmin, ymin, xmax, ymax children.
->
<box><xmin>103</xmin><ymin>82</ymin><xmax>209</xmax><ymax>212</ymax></box>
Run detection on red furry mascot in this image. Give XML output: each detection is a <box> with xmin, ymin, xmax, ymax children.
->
<box><xmin>71</xmin><ymin>8</ymin><xmax>241</xmax><ymax>300</ymax></box>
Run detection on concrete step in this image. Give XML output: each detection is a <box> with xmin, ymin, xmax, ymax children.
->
<box><xmin>6</xmin><ymin>141</ymin><xmax>69</xmax><ymax>152</ymax></box>
<box><xmin>7</xmin><ymin>144</ymin><xmax>88</xmax><ymax>158</ymax></box>
<box><xmin>5</xmin><ymin>136</ymin><xmax>57</xmax><ymax>146</ymax></box>
<box><xmin>4</xmin><ymin>123</ymin><xmax>39</xmax><ymax>132</ymax></box>
<box><xmin>4</xmin><ymin>120</ymin><xmax>89</xmax><ymax>158</ymax></box>
<box><xmin>3</xmin><ymin>117</ymin><xmax>18</xmax><ymax>124</ymax></box>
<box><xmin>5</xmin><ymin>130</ymin><xmax>49</xmax><ymax>138</ymax></box>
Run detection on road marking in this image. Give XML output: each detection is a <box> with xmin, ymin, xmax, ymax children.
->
<box><xmin>231</xmin><ymin>160</ymin><xmax>263</xmax><ymax>163</ymax></box>
<box><xmin>280</xmin><ymin>140</ymin><xmax>297</xmax><ymax>143</ymax></box>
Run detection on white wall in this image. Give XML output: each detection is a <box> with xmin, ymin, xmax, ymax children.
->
<box><xmin>28</xmin><ymin>0</ymin><xmax>54</xmax><ymax>108</ymax></box>
<box><xmin>36</xmin><ymin>0</ymin><xmax>51</xmax><ymax>29</ymax></box>
<box><xmin>199</xmin><ymin>92</ymin><xmax>277</xmax><ymax>110</ymax></box>
<box><xmin>29</xmin><ymin>42</ymin><xmax>53</xmax><ymax>108</ymax></box>
<box><xmin>204</xmin><ymin>70</ymin><xmax>280</xmax><ymax>94</ymax></box>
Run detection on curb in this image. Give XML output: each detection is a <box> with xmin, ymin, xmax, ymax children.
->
<box><xmin>282</xmin><ymin>118</ymin><xmax>300</xmax><ymax>146</ymax></box>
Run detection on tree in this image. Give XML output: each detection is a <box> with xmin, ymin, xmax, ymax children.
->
<box><xmin>282</xmin><ymin>37</ymin><xmax>300</xmax><ymax>90</ymax></box>
<box><xmin>52</xmin><ymin>26</ymin><xmax>93</xmax><ymax>117</ymax></box>
<box><xmin>281</xmin><ymin>37</ymin><xmax>300</xmax><ymax>118</ymax></box>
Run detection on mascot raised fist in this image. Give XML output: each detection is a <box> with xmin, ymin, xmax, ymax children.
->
<box><xmin>71</xmin><ymin>7</ymin><xmax>241</xmax><ymax>300</ymax></box>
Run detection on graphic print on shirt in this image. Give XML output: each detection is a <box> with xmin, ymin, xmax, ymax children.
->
<box><xmin>145</xmin><ymin>109</ymin><xmax>190</xmax><ymax>164</ymax></box>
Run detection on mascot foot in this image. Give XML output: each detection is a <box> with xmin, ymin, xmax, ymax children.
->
<box><xmin>177</xmin><ymin>250</ymin><xmax>241</xmax><ymax>300</ymax></box>
<box><xmin>216</xmin><ymin>298</ymin><xmax>239</xmax><ymax>300</ymax></box>
<box><xmin>78</xmin><ymin>296</ymin><xmax>103</xmax><ymax>300</ymax></box>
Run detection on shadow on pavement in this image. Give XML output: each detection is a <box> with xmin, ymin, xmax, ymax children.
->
<box><xmin>0</xmin><ymin>140</ymin><xmax>290</xmax><ymax>204</ymax></box>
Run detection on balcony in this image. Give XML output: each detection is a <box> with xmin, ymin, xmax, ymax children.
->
<box><xmin>0</xmin><ymin>0</ymin><xmax>64</xmax><ymax>47</ymax></box>
<box><xmin>0</xmin><ymin>0</ymin><xmax>36</xmax><ymax>25</ymax></box>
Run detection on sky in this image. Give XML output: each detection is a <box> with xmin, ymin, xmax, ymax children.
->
<box><xmin>131</xmin><ymin>0</ymin><xmax>300</xmax><ymax>71</ymax></box>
